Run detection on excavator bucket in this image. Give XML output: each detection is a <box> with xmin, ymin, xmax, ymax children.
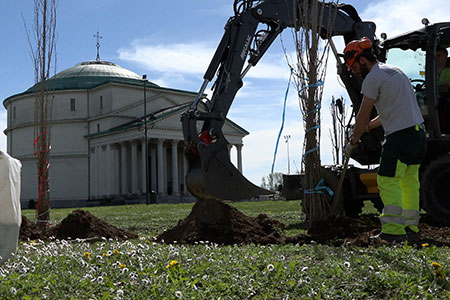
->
<box><xmin>185</xmin><ymin>142</ymin><xmax>272</xmax><ymax>200</ymax></box>
<box><xmin>182</xmin><ymin>111</ymin><xmax>271</xmax><ymax>200</ymax></box>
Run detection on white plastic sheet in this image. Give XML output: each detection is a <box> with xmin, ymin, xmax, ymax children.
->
<box><xmin>0</xmin><ymin>151</ymin><xmax>22</xmax><ymax>264</ymax></box>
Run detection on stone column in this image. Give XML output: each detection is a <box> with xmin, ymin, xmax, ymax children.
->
<box><xmin>90</xmin><ymin>147</ymin><xmax>96</xmax><ymax>198</ymax></box>
<box><xmin>106</xmin><ymin>144</ymin><xmax>112</xmax><ymax>196</ymax></box>
<box><xmin>131</xmin><ymin>140</ymin><xmax>138</xmax><ymax>194</ymax></box>
<box><xmin>121</xmin><ymin>142</ymin><xmax>128</xmax><ymax>195</ymax></box>
<box><xmin>150</xmin><ymin>144</ymin><xmax>157</xmax><ymax>193</ymax></box>
<box><xmin>96</xmin><ymin>146</ymin><xmax>101</xmax><ymax>196</ymax></box>
<box><xmin>171</xmin><ymin>140</ymin><xmax>179</xmax><ymax>196</ymax></box>
<box><xmin>141</xmin><ymin>140</ymin><xmax>147</xmax><ymax>194</ymax></box>
<box><xmin>157</xmin><ymin>139</ymin><xmax>165</xmax><ymax>195</ymax></box>
<box><xmin>227</xmin><ymin>144</ymin><xmax>233</xmax><ymax>158</ymax></box>
<box><xmin>236</xmin><ymin>144</ymin><xmax>243</xmax><ymax>173</ymax></box>
<box><xmin>112</xmin><ymin>144</ymin><xmax>119</xmax><ymax>195</ymax></box>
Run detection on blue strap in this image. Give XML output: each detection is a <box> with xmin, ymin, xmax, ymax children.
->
<box><xmin>304</xmin><ymin>178</ymin><xmax>334</xmax><ymax>197</ymax></box>
<box><xmin>302</xmin><ymin>145</ymin><xmax>320</xmax><ymax>158</ymax></box>
<box><xmin>303</xmin><ymin>103</ymin><xmax>322</xmax><ymax>121</ymax></box>
<box><xmin>305</xmin><ymin>125</ymin><xmax>320</xmax><ymax>134</ymax></box>
<box><xmin>271</xmin><ymin>68</ymin><xmax>293</xmax><ymax>174</ymax></box>
<box><xmin>301</xmin><ymin>79</ymin><xmax>324</xmax><ymax>89</ymax></box>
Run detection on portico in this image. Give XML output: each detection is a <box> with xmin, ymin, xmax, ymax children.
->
<box><xmin>88</xmin><ymin>136</ymin><xmax>245</xmax><ymax>200</ymax></box>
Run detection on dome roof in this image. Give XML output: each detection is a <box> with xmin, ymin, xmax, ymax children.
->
<box><xmin>20</xmin><ymin>60</ymin><xmax>158</xmax><ymax>95</ymax></box>
<box><xmin>53</xmin><ymin>61</ymin><xmax>142</xmax><ymax>80</ymax></box>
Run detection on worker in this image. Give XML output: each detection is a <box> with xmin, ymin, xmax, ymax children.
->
<box><xmin>343</xmin><ymin>37</ymin><xmax>426</xmax><ymax>243</ymax></box>
<box><xmin>437</xmin><ymin>46</ymin><xmax>450</xmax><ymax>92</ymax></box>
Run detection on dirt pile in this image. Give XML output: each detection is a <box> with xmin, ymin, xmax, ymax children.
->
<box><xmin>19</xmin><ymin>215</ymin><xmax>48</xmax><ymax>241</ymax></box>
<box><xmin>157</xmin><ymin>198</ymin><xmax>285</xmax><ymax>245</ymax></box>
<box><xmin>20</xmin><ymin>210</ymin><xmax>137</xmax><ymax>242</ymax></box>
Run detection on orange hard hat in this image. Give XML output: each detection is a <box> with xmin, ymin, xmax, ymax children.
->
<box><xmin>343</xmin><ymin>37</ymin><xmax>373</xmax><ymax>71</ymax></box>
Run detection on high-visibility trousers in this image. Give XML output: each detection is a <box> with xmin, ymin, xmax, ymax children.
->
<box><xmin>377</xmin><ymin>124</ymin><xmax>426</xmax><ymax>235</ymax></box>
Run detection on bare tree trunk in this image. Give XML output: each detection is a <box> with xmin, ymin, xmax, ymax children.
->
<box><xmin>25</xmin><ymin>0</ymin><xmax>57</xmax><ymax>227</ymax></box>
<box><xmin>290</xmin><ymin>0</ymin><xmax>337</xmax><ymax>228</ymax></box>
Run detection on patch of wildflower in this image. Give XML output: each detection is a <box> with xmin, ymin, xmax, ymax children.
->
<box><xmin>83</xmin><ymin>252</ymin><xmax>91</xmax><ymax>259</ymax></box>
<box><xmin>421</xmin><ymin>243</ymin><xmax>429</xmax><ymax>247</ymax></box>
<box><xmin>166</xmin><ymin>260</ymin><xmax>179</xmax><ymax>269</ymax></box>
<box><xmin>3</xmin><ymin>203</ymin><xmax>450</xmax><ymax>299</ymax></box>
<box><xmin>431</xmin><ymin>262</ymin><xmax>445</xmax><ymax>280</ymax></box>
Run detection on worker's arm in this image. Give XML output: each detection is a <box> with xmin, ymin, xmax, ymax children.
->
<box><xmin>368</xmin><ymin>115</ymin><xmax>381</xmax><ymax>131</ymax></box>
<box><xmin>351</xmin><ymin>96</ymin><xmax>376</xmax><ymax>145</ymax></box>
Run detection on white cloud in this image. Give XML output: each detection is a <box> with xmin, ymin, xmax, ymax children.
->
<box><xmin>118</xmin><ymin>41</ymin><xmax>212</xmax><ymax>74</ymax></box>
<box><xmin>118</xmin><ymin>40</ymin><xmax>291</xmax><ymax>81</ymax></box>
<box><xmin>363</xmin><ymin>0</ymin><xmax>449</xmax><ymax>36</ymax></box>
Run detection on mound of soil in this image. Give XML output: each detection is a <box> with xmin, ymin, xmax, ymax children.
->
<box><xmin>19</xmin><ymin>215</ymin><xmax>48</xmax><ymax>241</ymax></box>
<box><xmin>19</xmin><ymin>210</ymin><xmax>137</xmax><ymax>242</ymax></box>
<box><xmin>157</xmin><ymin>198</ymin><xmax>285</xmax><ymax>245</ymax></box>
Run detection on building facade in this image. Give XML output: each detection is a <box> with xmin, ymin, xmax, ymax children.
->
<box><xmin>3</xmin><ymin>60</ymin><xmax>248</xmax><ymax>207</ymax></box>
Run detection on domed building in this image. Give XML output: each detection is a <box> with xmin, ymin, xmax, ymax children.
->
<box><xmin>3</xmin><ymin>60</ymin><xmax>248</xmax><ymax>207</ymax></box>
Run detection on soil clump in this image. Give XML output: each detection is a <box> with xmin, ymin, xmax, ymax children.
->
<box><xmin>157</xmin><ymin>198</ymin><xmax>285</xmax><ymax>245</ymax></box>
<box><xmin>19</xmin><ymin>209</ymin><xmax>137</xmax><ymax>242</ymax></box>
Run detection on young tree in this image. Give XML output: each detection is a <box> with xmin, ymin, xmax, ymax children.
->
<box><xmin>329</xmin><ymin>96</ymin><xmax>348</xmax><ymax>164</ymax></box>
<box><xmin>24</xmin><ymin>0</ymin><xmax>57</xmax><ymax>226</ymax></box>
<box><xmin>291</xmin><ymin>0</ymin><xmax>337</xmax><ymax>227</ymax></box>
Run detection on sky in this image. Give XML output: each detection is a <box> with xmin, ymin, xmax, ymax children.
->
<box><xmin>1</xmin><ymin>0</ymin><xmax>449</xmax><ymax>186</ymax></box>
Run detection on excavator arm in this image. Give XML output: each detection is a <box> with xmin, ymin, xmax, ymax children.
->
<box><xmin>181</xmin><ymin>0</ymin><xmax>378</xmax><ymax>200</ymax></box>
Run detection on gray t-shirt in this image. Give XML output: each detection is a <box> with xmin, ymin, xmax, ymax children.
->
<box><xmin>361</xmin><ymin>63</ymin><xmax>424</xmax><ymax>135</ymax></box>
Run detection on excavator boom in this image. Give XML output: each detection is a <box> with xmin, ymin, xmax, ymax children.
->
<box><xmin>181</xmin><ymin>0</ymin><xmax>378</xmax><ymax>200</ymax></box>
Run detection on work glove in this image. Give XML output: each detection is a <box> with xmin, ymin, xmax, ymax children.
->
<box><xmin>344</xmin><ymin>141</ymin><xmax>357</xmax><ymax>158</ymax></box>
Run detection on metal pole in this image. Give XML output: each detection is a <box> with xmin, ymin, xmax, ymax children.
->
<box><xmin>143</xmin><ymin>75</ymin><xmax>150</xmax><ymax>205</ymax></box>
<box><xmin>284</xmin><ymin>135</ymin><xmax>291</xmax><ymax>174</ymax></box>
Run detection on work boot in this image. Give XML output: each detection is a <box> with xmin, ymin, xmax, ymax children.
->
<box><xmin>405</xmin><ymin>228</ymin><xmax>420</xmax><ymax>243</ymax></box>
<box><xmin>369</xmin><ymin>232</ymin><xmax>406</xmax><ymax>245</ymax></box>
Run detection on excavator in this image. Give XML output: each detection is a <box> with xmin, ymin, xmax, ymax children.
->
<box><xmin>181</xmin><ymin>0</ymin><xmax>450</xmax><ymax>225</ymax></box>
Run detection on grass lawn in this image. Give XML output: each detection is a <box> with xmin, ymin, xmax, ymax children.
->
<box><xmin>1</xmin><ymin>200</ymin><xmax>449</xmax><ymax>299</ymax></box>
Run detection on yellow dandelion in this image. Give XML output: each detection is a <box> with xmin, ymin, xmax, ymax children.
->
<box><xmin>113</xmin><ymin>249</ymin><xmax>120</xmax><ymax>255</ymax></box>
<box><xmin>166</xmin><ymin>260</ymin><xmax>179</xmax><ymax>269</ymax></box>
<box><xmin>102</xmin><ymin>253</ymin><xmax>109</xmax><ymax>257</ymax></box>
<box><xmin>30</xmin><ymin>240</ymin><xmax>36</xmax><ymax>244</ymax></box>
<box><xmin>119</xmin><ymin>264</ymin><xmax>126</xmax><ymax>269</ymax></box>
<box><xmin>431</xmin><ymin>262</ymin><xmax>442</xmax><ymax>269</ymax></box>
<box><xmin>421</xmin><ymin>243</ymin><xmax>429</xmax><ymax>247</ymax></box>
<box><xmin>83</xmin><ymin>252</ymin><xmax>91</xmax><ymax>258</ymax></box>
